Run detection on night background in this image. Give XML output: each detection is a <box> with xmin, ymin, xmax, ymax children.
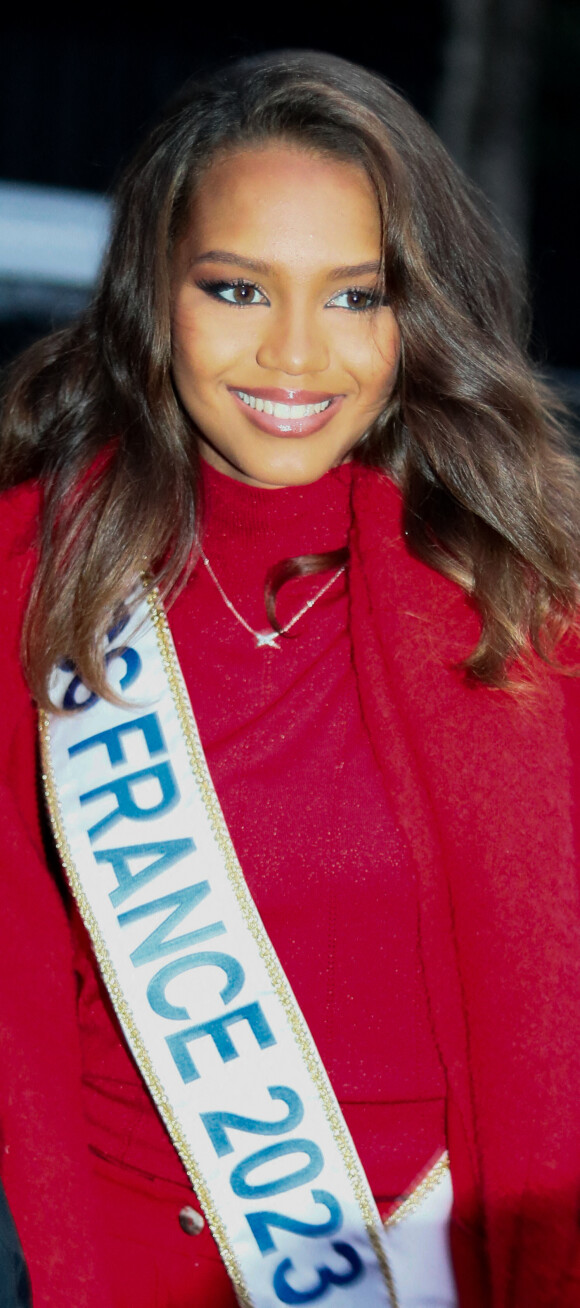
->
<box><xmin>0</xmin><ymin>1</ymin><xmax>578</xmax><ymax>408</ymax></box>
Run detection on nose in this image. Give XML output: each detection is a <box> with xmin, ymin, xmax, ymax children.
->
<box><xmin>256</xmin><ymin>302</ymin><xmax>329</xmax><ymax>376</ymax></box>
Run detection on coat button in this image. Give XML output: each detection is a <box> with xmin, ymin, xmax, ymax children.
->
<box><xmin>179</xmin><ymin>1205</ymin><xmax>205</xmax><ymax>1236</ymax></box>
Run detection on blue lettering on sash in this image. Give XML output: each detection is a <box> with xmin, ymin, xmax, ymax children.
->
<box><xmin>69</xmin><ymin>712</ymin><xmax>165</xmax><ymax>765</ymax></box>
<box><xmin>147</xmin><ymin>951</ymin><xmax>245</xmax><ymax>1019</ymax></box>
<box><xmin>95</xmin><ymin>839</ymin><xmax>195</xmax><ymax>908</ymax></box>
<box><xmin>201</xmin><ymin>1087</ymin><xmax>304</xmax><ymax>1157</ymax></box>
<box><xmin>80</xmin><ymin>761</ymin><xmax>178</xmax><ymax>841</ymax></box>
<box><xmin>273</xmin><ymin>1243</ymin><xmax>363</xmax><ymax>1303</ymax></box>
<box><xmin>63</xmin><ymin>645</ymin><xmax>141</xmax><ymax>712</ymax></box>
<box><xmin>197</xmin><ymin>1081</ymin><xmax>364</xmax><ymax>1301</ymax></box>
<box><xmin>167</xmin><ymin>1001</ymin><xmax>276</xmax><ymax>1083</ymax></box>
<box><xmin>118</xmin><ymin>882</ymin><xmax>225</xmax><ymax>965</ymax></box>
<box><xmin>245</xmin><ymin>1188</ymin><xmax>341</xmax><ymax>1252</ymax></box>
<box><xmin>230</xmin><ymin>1139</ymin><xmax>324</xmax><ymax>1199</ymax></box>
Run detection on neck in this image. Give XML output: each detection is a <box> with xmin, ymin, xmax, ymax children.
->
<box><xmin>200</xmin><ymin>457</ymin><xmax>354</xmax><ymax>563</ymax></box>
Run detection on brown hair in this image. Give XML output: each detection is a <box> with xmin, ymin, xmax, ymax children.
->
<box><xmin>1</xmin><ymin>48</ymin><xmax>578</xmax><ymax>704</ymax></box>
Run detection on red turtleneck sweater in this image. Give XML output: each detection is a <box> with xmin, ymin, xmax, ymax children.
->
<box><xmin>70</xmin><ymin>461</ymin><xmax>445</xmax><ymax>1305</ymax></box>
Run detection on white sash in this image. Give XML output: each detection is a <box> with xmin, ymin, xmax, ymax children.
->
<box><xmin>40</xmin><ymin>590</ymin><xmax>457</xmax><ymax>1308</ymax></box>
<box><xmin>384</xmin><ymin>1158</ymin><xmax>456</xmax><ymax>1308</ymax></box>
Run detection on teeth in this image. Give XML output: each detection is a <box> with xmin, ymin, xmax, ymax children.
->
<box><xmin>236</xmin><ymin>391</ymin><xmax>332</xmax><ymax>418</ymax></box>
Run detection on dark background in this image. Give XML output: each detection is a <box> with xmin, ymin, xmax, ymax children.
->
<box><xmin>0</xmin><ymin>3</ymin><xmax>578</xmax><ymax>381</ymax></box>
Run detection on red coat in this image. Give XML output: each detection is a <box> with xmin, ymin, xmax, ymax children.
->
<box><xmin>0</xmin><ymin>467</ymin><xmax>579</xmax><ymax>1307</ymax></box>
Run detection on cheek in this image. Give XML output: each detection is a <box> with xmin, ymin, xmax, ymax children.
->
<box><xmin>332</xmin><ymin>306</ymin><xmax>399</xmax><ymax>359</ymax></box>
<box><xmin>345</xmin><ymin>323</ymin><xmax>400</xmax><ymax>401</ymax></box>
<box><xmin>172</xmin><ymin>307</ymin><xmax>252</xmax><ymax>389</ymax></box>
<box><xmin>172</xmin><ymin>303</ymin><xmax>199</xmax><ymax>376</ymax></box>
<box><xmin>370</xmin><ymin>318</ymin><xmax>401</xmax><ymax>395</ymax></box>
<box><xmin>172</xmin><ymin>325</ymin><xmax>220</xmax><ymax>395</ymax></box>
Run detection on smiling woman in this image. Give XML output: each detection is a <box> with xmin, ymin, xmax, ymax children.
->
<box><xmin>171</xmin><ymin>145</ymin><xmax>400</xmax><ymax>487</ymax></box>
<box><xmin>0</xmin><ymin>48</ymin><xmax>579</xmax><ymax>1308</ymax></box>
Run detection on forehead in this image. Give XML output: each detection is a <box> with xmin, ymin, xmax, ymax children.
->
<box><xmin>183</xmin><ymin>143</ymin><xmax>381</xmax><ymax>275</ymax></box>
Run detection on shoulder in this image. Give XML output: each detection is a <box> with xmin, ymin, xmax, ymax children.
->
<box><xmin>0</xmin><ymin>480</ymin><xmax>41</xmax><ymax>677</ymax></box>
<box><xmin>349</xmin><ymin>468</ymin><xmax>579</xmax><ymax>881</ymax></box>
<box><xmin>0</xmin><ymin>480</ymin><xmax>41</xmax><ymax>576</ymax></box>
<box><xmin>349</xmin><ymin>465</ymin><xmax>481</xmax><ymax>667</ymax></box>
<box><xmin>0</xmin><ymin>479</ymin><xmax>42</xmax><ymax>551</ymax></box>
<box><xmin>350</xmin><ymin>464</ymin><xmax>580</xmax><ymax>689</ymax></box>
<box><xmin>0</xmin><ymin>482</ymin><xmax>42</xmax><ymax>775</ymax></box>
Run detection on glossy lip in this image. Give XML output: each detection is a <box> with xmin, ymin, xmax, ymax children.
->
<box><xmin>228</xmin><ymin>386</ymin><xmax>345</xmax><ymax>437</ymax></box>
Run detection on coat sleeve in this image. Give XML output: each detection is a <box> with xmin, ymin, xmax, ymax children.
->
<box><xmin>0</xmin><ymin>484</ymin><xmax>115</xmax><ymax>1308</ymax></box>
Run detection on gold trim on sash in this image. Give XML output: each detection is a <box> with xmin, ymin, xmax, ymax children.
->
<box><xmin>384</xmin><ymin>1152</ymin><xmax>450</xmax><ymax>1229</ymax></box>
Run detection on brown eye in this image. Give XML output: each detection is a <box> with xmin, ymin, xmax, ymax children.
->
<box><xmin>232</xmin><ymin>283</ymin><xmax>256</xmax><ymax>304</ymax></box>
<box><xmin>327</xmin><ymin>287</ymin><xmax>379</xmax><ymax>311</ymax></box>
<box><xmin>196</xmin><ymin>279</ymin><xmax>268</xmax><ymax>306</ymax></box>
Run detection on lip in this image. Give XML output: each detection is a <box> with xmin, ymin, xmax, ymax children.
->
<box><xmin>231</xmin><ymin>387</ymin><xmax>337</xmax><ymax>403</ymax></box>
<box><xmin>228</xmin><ymin>386</ymin><xmax>345</xmax><ymax>438</ymax></box>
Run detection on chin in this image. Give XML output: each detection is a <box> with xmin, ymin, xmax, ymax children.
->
<box><xmin>251</xmin><ymin>466</ymin><xmax>334</xmax><ymax>489</ymax></box>
<box><xmin>246</xmin><ymin>450</ymin><xmax>348</xmax><ymax>488</ymax></box>
<box><xmin>198</xmin><ymin>431</ymin><xmax>351</xmax><ymax>489</ymax></box>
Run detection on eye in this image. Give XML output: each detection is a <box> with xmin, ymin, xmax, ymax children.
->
<box><xmin>327</xmin><ymin>287</ymin><xmax>383</xmax><ymax>312</ymax></box>
<box><xmin>196</xmin><ymin>278</ymin><xmax>269</xmax><ymax>306</ymax></box>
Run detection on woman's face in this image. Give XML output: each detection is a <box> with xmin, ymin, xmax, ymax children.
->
<box><xmin>171</xmin><ymin>142</ymin><xmax>400</xmax><ymax>488</ymax></box>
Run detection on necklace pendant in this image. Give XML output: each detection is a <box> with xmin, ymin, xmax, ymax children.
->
<box><xmin>254</xmin><ymin>630</ymin><xmax>281</xmax><ymax>649</ymax></box>
<box><xmin>201</xmin><ymin>551</ymin><xmax>345</xmax><ymax>653</ymax></box>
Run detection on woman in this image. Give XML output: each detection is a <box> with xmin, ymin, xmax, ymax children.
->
<box><xmin>0</xmin><ymin>49</ymin><xmax>579</xmax><ymax>1308</ymax></box>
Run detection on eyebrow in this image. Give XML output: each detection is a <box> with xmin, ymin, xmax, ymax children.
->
<box><xmin>191</xmin><ymin>249</ymin><xmax>381</xmax><ymax>279</ymax></box>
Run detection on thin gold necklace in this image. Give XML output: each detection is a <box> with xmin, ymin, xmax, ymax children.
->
<box><xmin>200</xmin><ymin>550</ymin><xmax>345</xmax><ymax>649</ymax></box>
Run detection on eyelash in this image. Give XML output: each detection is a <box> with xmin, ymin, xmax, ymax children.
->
<box><xmin>195</xmin><ymin>277</ymin><xmax>386</xmax><ymax>312</ymax></box>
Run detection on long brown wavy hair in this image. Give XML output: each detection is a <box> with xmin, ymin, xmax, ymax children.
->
<box><xmin>1</xmin><ymin>49</ymin><xmax>578</xmax><ymax>705</ymax></box>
